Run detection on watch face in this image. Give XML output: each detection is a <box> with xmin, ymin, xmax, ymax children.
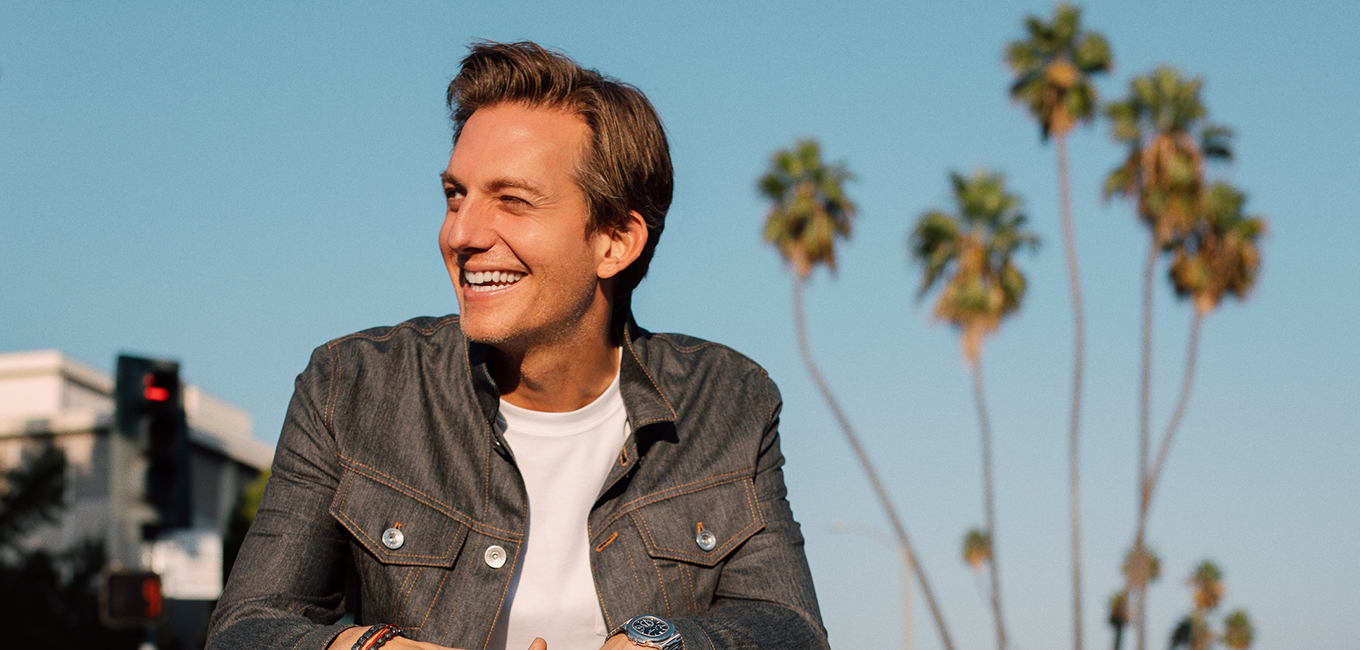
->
<box><xmin>629</xmin><ymin>615</ymin><xmax>672</xmax><ymax>640</ymax></box>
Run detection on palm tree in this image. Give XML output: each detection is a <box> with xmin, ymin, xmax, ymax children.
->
<box><xmin>1121</xmin><ymin>546</ymin><xmax>1162</xmax><ymax>590</ymax></box>
<box><xmin>1188</xmin><ymin>561</ymin><xmax>1224</xmax><ymax>614</ymax></box>
<box><xmin>1173</xmin><ymin>563</ymin><xmax>1254</xmax><ymax>650</ymax></box>
<box><xmin>1103</xmin><ymin>66</ymin><xmax>1232</xmax><ymax>650</ymax></box>
<box><xmin>1221</xmin><ymin>610</ymin><xmax>1255</xmax><ymax>649</ymax></box>
<box><xmin>910</xmin><ymin>169</ymin><xmax>1038</xmax><ymax>650</ymax></box>
<box><xmin>760</xmin><ymin>139</ymin><xmax>956</xmax><ymax>650</ymax></box>
<box><xmin>1107</xmin><ymin>591</ymin><xmax>1128</xmax><ymax>650</ymax></box>
<box><xmin>1185</xmin><ymin>561</ymin><xmax>1225</xmax><ymax>650</ymax></box>
<box><xmin>963</xmin><ymin>527</ymin><xmax>992</xmax><ymax>572</ymax></box>
<box><xmin>1005</xmin><ymin>9</ymin><xmax>1111</xmax><ymax>648</ymax></box>
<box><xmin>1151</xmin><ymin>182</ymin><xmax>1266</xmax><ymax>502</ymax></box>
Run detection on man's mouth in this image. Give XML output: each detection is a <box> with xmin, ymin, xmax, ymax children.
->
<box><xmin>463</xmin><ymin>270</ymin><xmax>525</xmax><ymax>293</ymax></box>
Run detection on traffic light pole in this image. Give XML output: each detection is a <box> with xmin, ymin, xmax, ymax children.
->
<box><xmin>111</xmin><ymin>354</ymin><xmax>192</xmax><ymax>650</ymax></box>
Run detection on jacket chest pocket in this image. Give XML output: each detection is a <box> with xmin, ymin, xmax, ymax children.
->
<box><xmin>331</xmin><ymin>468</ymin><xmax>471</xmax><ymax>633</ymax></box>
<box><xmin>606</xmin><ymin>477</ymin><xmax>764</xmax><ymax>619</ymax></box>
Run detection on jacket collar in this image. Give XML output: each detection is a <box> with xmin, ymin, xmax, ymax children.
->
<box><xmin>463</xmin><ymin>314</ymin><xmax>677</xmax><ymax>431</ymax></box>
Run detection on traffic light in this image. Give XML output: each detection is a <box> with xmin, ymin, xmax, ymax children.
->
<box><xmin>100</xmin><ymin>570</ymin><xmax>164</xmax><ymax>628</ymax></box>
<box><xmin>115</xmin><ymin>355</ymin><xmax>192</xmax><ymax>537</ymax></box>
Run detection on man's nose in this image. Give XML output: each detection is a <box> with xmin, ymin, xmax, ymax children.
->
<box><xmin>444</xmin><ymin>196</ymin><xmax>497</xmax><ymax>253</ymax></box>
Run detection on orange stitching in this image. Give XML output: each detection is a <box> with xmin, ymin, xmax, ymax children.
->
<box><xmin>394</xmin><ymin>566</ymin><xmax>419</xmax><ymax>620</ymax></box>
<box><xmin>651</xmin><ymin>553</ymin><xmax>672</xmax><ymax>616</ymax></box>
<box><xmin>748</xmin><ymin>474</ymin><xmax>765</xmax><ymax>528</ymax></box>
<box><xmin>337</xmin><ymin>469</ymin><xmax>354</xmax><ymax>510</ymax></box>
<box><xmin>591</xmin><ymin>547</ymin><xmax>614</xmax><ymax>629</ymax></box>
<box><xmin>595</xmin><ymin>531</ymin><xmax>619</xmax><ymax>552</ymax></box>
<box><xmin>325</xmin><ymin>316</ymin><xmax>461</xmax><ymax>346</ymax></box>
<box><xmin>620</xmin><ymin>533</ymin><xmax>647</xmax><ymax>603</ymax></box>
<box><xmin>335</xmin><ymin>457</ymin><xmax>521</xmax><ymax>538</ymax></box>
<box><xmin>482</xmin><ymin>417</ymin><xmax>492</xmax><ymax>516</ymax></box>
<box><xmin>619</xmin><ymin>447</ymin><xmax>629</xmax><ymax>466</ymax></box>
<box><xmin>337</xmin><ymin>456</ymin><xmax>453</xmax><ymax>510</ymax></box>
<box><xmin>678</xmin><ymin>562</ymin><xmax>696</xmax><ymax>615</ymax></box>
<box><xmin>483</xmin><ymin>514</ymin><xmax>528</xmax><ymax>650</ymax></box>
<box><xmin>334</xmin><ymin>507</ymin><xmax>462</xmax><ymax>561</ymax></box>
<box><xmin>321</xmin><ymin>315</ymin><xmax>462</xmax><ymax>429</ymax></box>
<box><xmin>623</xmin><ymin>335</ymin><xmax>677</xmax><ymax>418</ymax></box>
<box><xmin>442</xmin><ymin>545</ymin><xmax>475</xmax><ymax>632</ymax></box>
<box><xmin>628</xmin><ymin>512</ymin><xmax>672</xmax><ymax>615</ymax></box>
<box><xmin>595</xmin><ymin>565</ymin><xmax>617</xmax><ymax>630</ymax></box>
<box><xmin>592</xmin><ymin>468</ymin><xmax>754</xmax><ymax>533</ymax></box>
<box><xmin>634</xmin><ymin>480</ymin><xmax>762</xmax><ymax>561</ymax></box>
<box><xmin>332</xmin><ymin>472</ymin><xmax>470</xmax><ymax>562</ymax></box>
<box><xmin>325</xmin><ymin>342</ymin><xmax>339</xmax><ymax>429</ymax></box>
<box><xmin>463</xmin><ymin>335</ymin><xmax>491</xmax><ymax>517</ymax></box>
<box><xmin>413</xmin><ymin>568</ymin><xmax>451</xmax><ymax>630</ymax></box>
<box><xmin>651</xmin><ymin>333</ymin><xmax>720</xmax><ymax>354</ymax></box>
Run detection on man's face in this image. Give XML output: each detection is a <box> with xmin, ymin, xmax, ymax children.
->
<box><xmin>440</xmin><ymin>103</ymin><xmax>611</xmax><ymax>350</ymax></box>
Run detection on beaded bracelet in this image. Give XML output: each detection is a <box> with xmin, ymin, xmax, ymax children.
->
<box><xmin>350</xmin><ymin>624</ymin><xmax>403</xmax><ymax>650</ymax></box>
<box><xmin>365</xmin><ymin>624</ymin><xmax>404</xmax><ymax>650</ymax></box>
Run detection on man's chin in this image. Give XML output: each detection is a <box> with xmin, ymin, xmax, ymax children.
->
<box><xmin>458</xmin><ymin>317</ymin><xmax>520</xmax><ymax>349</ymax></box>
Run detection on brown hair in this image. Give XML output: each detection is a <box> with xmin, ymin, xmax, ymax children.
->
<box><xmin>446</xmin><ymin>41</ymin><xmax>672</xmax><ymax>315</ymax></box>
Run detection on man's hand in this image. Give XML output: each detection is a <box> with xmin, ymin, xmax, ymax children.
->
<box><xmin>599</xmin><ymin>633</ymin><xmax>648</xmax><ymax>650</ymax></box>
<box><xmin>326</xmin><ymin>627</ymin><xmax>548</xmax><ymax>650</ymax></box>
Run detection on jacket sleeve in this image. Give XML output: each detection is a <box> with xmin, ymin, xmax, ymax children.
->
<box><xmin>207</xmin><ymin>346</ymin><xmax>357</xmax><ymax>650</ymax></box>
<box><xmin>670</xmin><ymin>375</ymin><xmax>830</xmax><ymax>650</ymax></box>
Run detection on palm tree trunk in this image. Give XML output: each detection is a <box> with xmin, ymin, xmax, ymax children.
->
<box><xmin>1128</xmin><ymin>309</ymin><xmax>1207</xmax><ymax>650</ymax></box>
<box><xmin>972</xmin><ymin>358</ymin><xmax>1008</xmax><ymax>650</ymax></box>
<box><xmin>791</xmin><ymin>279</ymin><xmax>956</xmax><ymax>650</ymax></box>
<box><xmin>1132</xmin><ymin>238</ymin><xmax>1159</xmax><ymax>650</ymax></box>
<box><xmin>1056</xmin><ymin>133</ymin><xmax>1086</xmax><ymax>650</ymax></box>
<box><xmin>1147</xmin><ymin>310</ymin><xmax>1204</xmax><ymax>506</ymax></box>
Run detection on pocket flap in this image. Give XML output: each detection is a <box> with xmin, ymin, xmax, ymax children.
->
<box><xmin>330</xmin><ymin>468</ymin><xmax>469</xmax><ymax>567</ymax></box>
<box><xmin>634</xmin><ymin>478</ymin><xmax>763</xmax><ymax>567</ymax></box>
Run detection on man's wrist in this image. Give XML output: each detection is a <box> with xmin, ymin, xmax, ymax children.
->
<box><xmin>611</xmin><ymin>614</ymin><xmax>683</xmax><ymax>650</ymax></box>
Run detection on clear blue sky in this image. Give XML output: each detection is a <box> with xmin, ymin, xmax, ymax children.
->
<box><xmin>3</xmin><ymin>2</ymin><xmax>1357</xmax><ymax>648</ymax></box>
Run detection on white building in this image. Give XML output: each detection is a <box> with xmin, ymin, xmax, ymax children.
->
<box><xmin>0</xmin><ymin>349</ymin><xmax>272</xmax><ymax>573</ymax></box>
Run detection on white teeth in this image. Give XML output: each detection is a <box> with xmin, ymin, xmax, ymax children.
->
<box><xmin>463</xmin><ymin>270</ymin><xmax>524</xmax><ymax>290</ymax></box>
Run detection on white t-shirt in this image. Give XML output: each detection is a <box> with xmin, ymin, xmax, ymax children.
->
<box><xmin>487</xmin><ymin>371</ymin><xmax>630</xmax><ymax>650</ymax></box>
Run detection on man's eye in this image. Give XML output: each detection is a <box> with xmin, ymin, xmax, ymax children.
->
<box><xmin>500</xmin><ymin>195</ymin><xmax>529</xmax><ymax>206</ymax></box>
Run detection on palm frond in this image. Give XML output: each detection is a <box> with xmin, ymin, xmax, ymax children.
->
<box><xmin>909</xmin><ymin>170</ymin><xmax>1038</xmax><ymax>347</ymax></box>
<box><xmin>1074</xmin><ymin>31</ymin><xmax>1112</xmax><ymax>73</ymax></box>
<box><xmin>759</xmin><ymin>138</ymin><xmax>857</xmax><ymax>278</ymax></box>
<box><xmin>1201</xmin><ymin>124</ymin><xmax>1234</xmax><ymax>161</ymax></box>
<box><xmin>1005</xmin><ymin>3</ymin><xmax>1112</xmax><ymax>138</ymax></box>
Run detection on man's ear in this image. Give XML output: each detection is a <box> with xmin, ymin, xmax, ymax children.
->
<box><xmin>596</xmin><ymin>210</ymin><xmax>648</xmax><ymax>280</ymax></box>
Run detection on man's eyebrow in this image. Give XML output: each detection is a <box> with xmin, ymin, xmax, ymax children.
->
<box><xmin>439</xmin><ymin>173</ymin><xmax>548</xmax><ymax>199</ymax></box>
<box><xmin>486</xmin><ymin>178</ymin><xmax>548</xmax><ymax>198</ymax></box>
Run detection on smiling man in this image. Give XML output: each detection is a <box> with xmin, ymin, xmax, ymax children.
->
<box><xmin>208</xmin><ymin>42</ymin><xmax>825</xmax><ymax>650</ymax></box>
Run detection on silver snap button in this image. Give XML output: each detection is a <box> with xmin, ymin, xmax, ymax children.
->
<box><xmin>381</xmin><ymin>527</ymin><xmax>404</xmax><ymax>550</ymax></box>
<box><xmin>696</xmin><ymin>529</ymin><xmax>717</xmax><ymax>552</ymax></box>
<box><xmin>484</xmin><ymin>544</ymin><xmax>507</xmax><ymax>568</ymax></box>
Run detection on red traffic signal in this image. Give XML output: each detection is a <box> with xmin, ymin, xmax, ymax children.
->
<box><xmin>100</xmin><ymin>570</ymin><xmax>164</xmax><ymax>628</ymax></box>
<box><xmin>143</xmin><ymin>370</ymin><xmax>176</xmax><ymax>403</ymax></box>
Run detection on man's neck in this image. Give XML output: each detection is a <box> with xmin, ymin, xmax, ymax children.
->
<box><xmin>490</xmin><ymin>329</ymin><xmax>621</xmax><ymax>413</ymax></box>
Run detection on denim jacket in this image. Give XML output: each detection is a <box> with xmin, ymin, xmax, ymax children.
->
<box><xmin>206</xmin><ymin>315</ymin><xmax>827</xmax><ymax>650</ymax></box>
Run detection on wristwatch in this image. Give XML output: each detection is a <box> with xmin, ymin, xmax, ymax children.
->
<box><xmin>611</xmin><ymin>614</ymin><xmax>683</xmax><ymax>650</ymax></box>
